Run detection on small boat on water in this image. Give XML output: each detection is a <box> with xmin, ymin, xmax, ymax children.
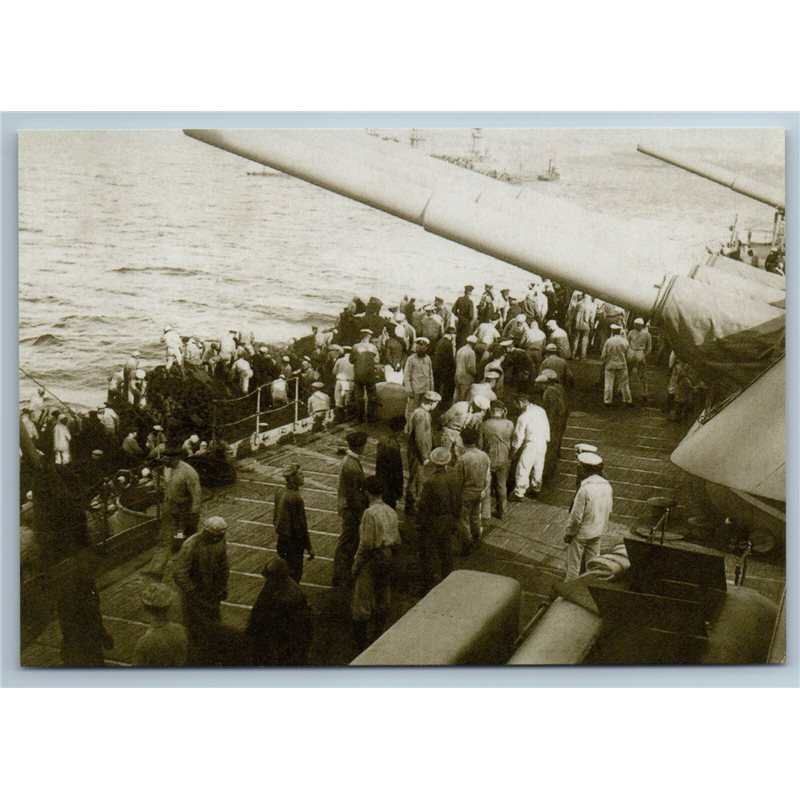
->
<box><xmin>537</xmin><ymin>159</ymin><xmax>560</xmax><ymax>182</ymax></box>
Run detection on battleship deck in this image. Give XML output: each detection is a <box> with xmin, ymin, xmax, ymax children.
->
<box><xmin>21</xmin><ymin>360</ymin><xmax>786</xmax><ymax>667</ymax></box>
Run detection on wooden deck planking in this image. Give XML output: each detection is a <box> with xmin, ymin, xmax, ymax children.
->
<box><xmin>21</xmin><ymin>357</ymin><xmax>786</xmax><ymax>666</ymax></box>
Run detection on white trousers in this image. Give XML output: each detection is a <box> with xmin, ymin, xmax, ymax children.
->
<box><xmin>334</xmin><ymin>380</ymin><xmax>353</xmax><ymax>408</ymax></box>
<box><xmin>514</xmin><ymin>443</ymin><xmax>546</xmax><ymax>497</ymax></box>
<box><xmin>565</xmin><ymin>536</ymin><xmax>601</xmax><ymax>581</ymax></box>
<box><xmin>604</xmin><ymin>366</ymin><xmax>631</xmax><ymax>404</ymax></box>
<box><xmin>166</xmin><ymin>347</ymin><xmax>184</xmax><ymax>370</ymax></box>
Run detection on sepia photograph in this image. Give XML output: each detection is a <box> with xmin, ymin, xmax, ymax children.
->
<box><xmin>18</xmin><ymin>126</ymin><xmax>787</xmax><ymax>669</ymax></box>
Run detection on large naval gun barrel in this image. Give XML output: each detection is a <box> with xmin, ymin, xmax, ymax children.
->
<box><xmin>184</xmin><ymin>129</ymin><xmax>785</xmax><ymax>505</ymax></box>
<box><xmin>636</xmin><ymin>143</ymin><xmax>785</xmax><ymax>212</ymax></box>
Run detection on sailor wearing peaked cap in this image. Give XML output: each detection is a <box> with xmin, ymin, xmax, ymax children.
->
<box><xmin>564</xmin><ymin>450</ymin><xmax>612</xmax><ymax>581</ymax></box>
<box><xmin>472</xmin><ymin>394</ymin><xmax>491</xmax><ymax>410</ymax></box>
<box><xmin>466</xmin><ymin>334</ymin><xmax>478</xmax><ymax>344</ymax></box>
<box><xmin>545</xmin><ymin>342</ymin><xmax>558</xmax><ymax>352</ymax></box>
<box><xmin>464</xmin><ymin>285</ymin><xmax>474</xmax><ymax>293</ymax></box>
<box><xmin>423</xmin><ymin>390</ymin><xmax>441</xmax><ymax>404</ymax></box>
<box><xmin>627</xmin><ymin>317</ymin><xmax>652</xmax><ymax>402</ymax></box>
<box><xmin>359</xmin><ymin>328</ymin><xmax>373</xmax><ymax>336</ymax></box>
<box><xmin>601</xmin><ymin>322</ymin><xmax>633</xmax><ymax>406</ymax></box>
<box><xmin>273</xmin><ymin>461</ymin><xmax>315</xmax><ymax>584</ymax></box>
<box><xmin>415</xmin><ymin>337</ymin><xmax>430</xmax><ymax>346</ymax></box>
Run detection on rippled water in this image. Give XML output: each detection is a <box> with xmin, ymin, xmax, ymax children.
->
<box><xmin>19</xmin><ymin>128</ymin><xmax>783</xmax><ymax>407</ymax></box>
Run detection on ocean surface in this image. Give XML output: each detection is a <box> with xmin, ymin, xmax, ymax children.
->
<box><xmin>18</xmin><ymin>127</ymin><xmax>784</xmax><ymax>408</ymax></box>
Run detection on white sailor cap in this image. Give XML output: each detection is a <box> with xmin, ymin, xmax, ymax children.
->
<box><xmin>545</xmin><ymin>343</ymin><xmax>558</xmax><ymax>352</ymax></box>
<box><xmin>610</xmin><ymin>323</ymin><xmax>622</xmax><ymax>331</ymax></box>
<box><xmin>135</xmin><ymin>368</ymin><xmax>146</xmax><ymax>378</ymax></box>
<box><xmin>311</xmin><ymin>381</ymin><xmax>325</xmax><ymax>389</ymax></box>
<box><xmin>577</xmin><ymin>452</ymin><xmax>603</xmax><ymax>467</ymax></box>
<box><xmin>499</xmin><ymin>339</ymin><xmax>514</xmax><ymax>347</ymax></box>
<box><xmin>484</xmin><ymin>369</ymin><xmax>502</xmax><ymax>379</ymax></box>
<box><xmin>466</xmin><ymin>335</ymin><xmax>478</xmax><ymax>343</ymax></box>
<box><xmin>359</xmin><ymin>328</ymin><xmax>373</xmax><ymax>335</ymax></box>
<box><xmin>546</xmin><ymin>319</ymin><xmax>557</xmax><ymax>329</ymax></box>
<box><xmin>416</xmin><ymin>337</ymin><xmax>430</xmax><ymax>345</ymax></box>
<box><xmin>423</xmin><ymin>390</ymin><xmax>441</xmax><ymax>403</ymax></box>
<box><xmin>472</xmin><ymin>395</ymin><xmax>490</xmax><ymax>410</ymax></box>
<box><xmin>282</xmin><ymin>356</ymin><xmax>291</xmax><ymax>363</ymax></box>
<box><xmin>633</xmin><ymin>317</ymin><xmax>645</xmax><ymax>325</ymax></box>
<box><xmin>515</xmin><ymin>313</ymin><xmax>527</xmax><ymax>323</ymax></box>
<box><xmin>152</xmin><ymin>424</ymin><xmax>163</xmax><ymax>431</ymax></box>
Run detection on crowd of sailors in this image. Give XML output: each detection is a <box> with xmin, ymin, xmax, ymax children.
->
<box><xmin>22</xmin><ymin>274</ymin><xmax>712</xmax><ymax>668</ymax></box>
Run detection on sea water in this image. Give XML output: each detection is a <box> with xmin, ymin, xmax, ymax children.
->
<box><xmin>18</xmin><ymin>127</ymin><xmax>784</xmax><ymax>408</ymax></box>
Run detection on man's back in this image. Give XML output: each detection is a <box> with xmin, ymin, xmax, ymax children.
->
<box><xmin>455</xmin><ymin>345</ymin><xmax>476</xmax><ymax>378</ymax></box>
<box><xmin>418</xmin><ymin>470</ymin><xmax>461</xmax><ymax>520</ymax></box>
<box><xmin>481</xmin><ymin>417</ymin><xmax>514</xmax><ymax>467</ymax></box>
<box><xmin>455</xmin><ymin>447</ymin><xmax>491</xmax><ymax>499</ymax></box>
<box><xmin>338</xmin><ymin>452</ymin><xmax>365</xmax><ymax>513</ymax></box>
<box><xmin>513</xmin><ymin>405</ymin><xmax>550</xmax><ymax>448</ymax></box>
<box><xmin>602</xmin><ymin>335</ymin><xmax>629</xmax><ymax>367</ymax></box>
<box><xmin>174</xmin><ymin>534</ymin><xmax>229</xmax><ymax>601</ymax></box>
<box><xmin>568</xmin><ymin>475</ymin><xmax>613</xmax><ymax>539</ymax></box>
<box><xmin>352</xmin><ymin>345</ymin><xmax>377</xmax><ymax>382</ymax></box>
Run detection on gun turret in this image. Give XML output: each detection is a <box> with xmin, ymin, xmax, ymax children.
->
<box><xmin>636</xmin><ymin>143</ymin><xmax>785</xmax><ymax>213</ymax></box>
<box><xmin>184</xmin><ymin>129</ymin><xmax>785</xmax><ymax>506</ymax></box>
